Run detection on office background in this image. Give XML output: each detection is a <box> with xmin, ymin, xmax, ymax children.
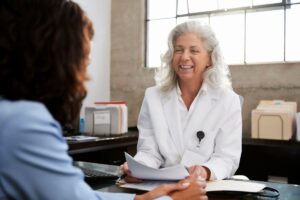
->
<box><xmin>111</xmin><ymin>0</ymin><xmax>300</xmax><ymax>138</ymax></box>
<box><xmin>74</xmin><ymin>0</ymin><xmax>111</xmax><ymax>117</ymax></box>
<box><xmin>77</xmin><ymin>0</ymin><xmax>300</xmax><ymax>138</ymax></box>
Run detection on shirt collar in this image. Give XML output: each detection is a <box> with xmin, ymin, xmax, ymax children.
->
<box><xmin>176</xmin><ymin>81</ymin><xmax>208</xmax><ymax>97</ymax></box>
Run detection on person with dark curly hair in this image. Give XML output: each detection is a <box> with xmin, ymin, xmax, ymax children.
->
<box><xmin>0</xmin><ymin>0</ymin><xmax>207</xmax><ymax>199</ymax></box>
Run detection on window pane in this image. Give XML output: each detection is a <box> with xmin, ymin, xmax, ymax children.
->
<box><xmin>252</xmin><ymin>0</ymin><xmax>282</xmax><ymax>6</ymax></box>
<box><xmin>246</xmin><ymin>9</ymin><xmax>284</xmax><ymax>63</ymax></box>
<box><xmin>147</xmin><ymin>0</ymin><xmax>176</xmax><ymax>19</ymax></box>
<box><xmin>291</xmin><ymin>0</ymin><xmax>300</xmax><ymax>3</ymax></box>
<box><xmin>210</xmin><ymin>12</ymin><xmax>245</xmax><ymax>64</ymax></box>
<box><xmin>147</xmin><ymin>19</ymin><xmax>176</xmax><ymax>68</ymax></box>
<box><xmin>176</xmin><ymin>16</ymin><xmax>189</xmax><ymax>24</ymax></box>
<box><xmin>178</xmin><ymin>0</ymin><xmax>188</xmax><ymax>15</ymax></box>
<box><xmin>286</xmin><ymin>4</ymin><xmax>300</xmax><ymax>61</ymax></box>
<box><xmin>219</xmin><ymin>0</ymin><xmax>252</xmax><ymax>10</ymax></box>
<box><xmin>176</xmin><ymin>15</ymin><xmax>209</xmax><ymax>24</ymax></box>
<box><xmin>188</xmin><ymin>0</ymin><xmax>218</xmax><ymax>13</ymax></box>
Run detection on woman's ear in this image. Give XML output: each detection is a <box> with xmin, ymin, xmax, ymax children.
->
<box><xmin>206</xmin><ymin>56</ymin><xmax>212</xmax><ymax>68</ymax></box>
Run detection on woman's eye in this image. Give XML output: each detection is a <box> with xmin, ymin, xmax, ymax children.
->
<box><xmin>191</xmin><ymin>49</ymin><xmax>200</xmax><ymax>53</ymax></box>
<box><xmin>174</xmin><ymin>48</ymin><xmax>183</xmax><ymax>53</ymax></box>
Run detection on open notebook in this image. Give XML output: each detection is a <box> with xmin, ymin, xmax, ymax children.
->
<box><xmin>119</xmin><ymin>179</ymin><xmax>266</xmax><ymax>193</ymax></box>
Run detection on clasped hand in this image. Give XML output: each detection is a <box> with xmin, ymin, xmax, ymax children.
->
<box><xmin>120</xmin><ymin>163</ymin><xmax>208</xmax><ymax>200</ymax></box>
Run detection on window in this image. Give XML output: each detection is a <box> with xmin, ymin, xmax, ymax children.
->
<box><xmin>246</xmin><ymin>8</ymin><xmax>284</xmax><ymax>63</ymax></box>
<box><xmin>286</xmin><ymin>4</ymin><xmax>300</xmax><ymax>61</ymax></box>
<box><xmin>146</xmin><ymin>0</ymin><xmax>300</xmax><ymax>67</ymax></box>
<box><xmin>210</xmin><ymin>12</ymin><xmax>245</xmax><ymax>64</ymax></box>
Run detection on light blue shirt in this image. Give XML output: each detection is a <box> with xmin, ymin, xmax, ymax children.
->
<box><xmin>0</xmin><ymin>99</ymin><xmax>170</xmax><ymax>200</ymax></box>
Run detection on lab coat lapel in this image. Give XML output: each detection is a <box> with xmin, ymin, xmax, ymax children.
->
<box><xmin>162</xmin><ymin>88</ymin><xmax>185</xmax><ymax>155</ymax></box>
<box><xmin>184</xmin><ymin>87</ymin><xmax>218</xmax><ymax>140</ymax></box>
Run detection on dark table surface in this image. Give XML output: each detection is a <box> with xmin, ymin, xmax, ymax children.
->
<box><xmin>87</xmin><ymin>178</ymin><xmax>300</xmax><ymax>200</ymax></box>
<box><xmin>67</xmin><ymin>131</ymin><xmax>138</xmax><ymax>155</ymax></box>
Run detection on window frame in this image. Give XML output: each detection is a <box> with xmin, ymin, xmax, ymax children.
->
<box><xmin>145</xmin><ymin>0</ymin><xmax>300</xmax><ymax>68</ymax></box>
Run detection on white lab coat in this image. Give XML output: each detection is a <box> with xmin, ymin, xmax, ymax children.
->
<box><xmin>134</xmin><ymin>83</ymin><xmax>242</xmax><ymax>180</ymax></box>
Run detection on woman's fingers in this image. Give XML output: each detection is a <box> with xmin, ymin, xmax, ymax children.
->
<box><xmin>120</xmin><ymin>162</ymin><xmax>143</xmax><ymax>183</ymax></box>
<box><xmin>120</xmin><ymin>162</ymin><xmax>130</xmax><ymax>173</ymax></box>
<box><xmin>120</xmin><ymin>162</ymin><xmax>133</xmax><ymax>177</ymax></box>
<box><xmin>139</xmin><ymin>182</ymin><xmax>191</xmax><ymax>200</ymax></box>
<box><xmin>188</xmin><ymin>165</ymin><xmax>207</xmax><ymax>180</ymax></box>
<box><xmin>170</xmin><ymin>181</ymin><xmax>208</xmax><ymax>200</ymax></box>
<box><xmin>124</xmin><ymin>175</ymin><xmax>143</xmax><ymax>183</ymax></box>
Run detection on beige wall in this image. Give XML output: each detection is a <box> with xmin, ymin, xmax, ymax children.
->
<box><xmin>111</xmin><ymin>0</ymin><xmax>300</xmax><ymax>137</ymax></box>
<box><xmin>111</xmin><ymin>0</ymin><xmax>154</xmax><ymax>127</ymax></box>
<box><xmin>231</xmin><ymin>63</ymin><xmax>300</xmax><ymax>137</ymax></box>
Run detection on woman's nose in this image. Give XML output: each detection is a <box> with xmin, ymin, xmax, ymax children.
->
<box><xmin>181</xmin><ymin>50</ymin><xmax>190</xmax><ymax>61</ymax></box>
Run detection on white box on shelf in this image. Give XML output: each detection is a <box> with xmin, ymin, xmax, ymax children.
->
<box><xmin>84</xmin><ymin>101</ymin><xmax>128</xmax><ymax>136</ymax></box>
<box><xmin>251</xmin><ymin>100</ymin><xmax>297</xmax><ymax>140</ymax></box>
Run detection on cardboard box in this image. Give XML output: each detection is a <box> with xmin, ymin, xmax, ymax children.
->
<box><xmin>251</xmin><ymin>100</ymin><xmax>297</xmax><ymax>140</ymax></box>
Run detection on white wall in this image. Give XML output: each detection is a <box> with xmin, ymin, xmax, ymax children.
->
<box><xmin>74</xmin><ymin>0</ymin><xmax>111</xmax><ymax>117</ymax></box>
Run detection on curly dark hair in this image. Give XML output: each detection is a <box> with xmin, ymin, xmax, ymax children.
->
<box><xmin>0</xmin><ymin>0</ymin><xmax>94</xmax><ymax>125</ymax></box>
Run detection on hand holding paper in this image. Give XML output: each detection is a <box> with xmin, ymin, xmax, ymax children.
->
<box><xmin>125</xmin><ymin>152</ymin><xmax>189</xmax><ymax>181</ymax></box>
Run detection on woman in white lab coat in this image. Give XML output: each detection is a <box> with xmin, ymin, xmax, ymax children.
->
<box><xmin>123</xmin><ymin>21</ymin><xmax>242</xmax><ymax>182</ymax></box>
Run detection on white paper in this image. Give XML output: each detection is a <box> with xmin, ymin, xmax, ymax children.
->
<box><xmin>125</xmin><ymin>153</ymin><xmax>189</xmax><ymax>181</ymax></box>
<box><xmin>206</xmin><ymin>180</ymin><xmax>266</xmax><ymax>192</ymax></box>
<box><xmin>120</xmin><ymin>179</ymin><xmax>266</xmax><ymax>193</ymax></box>
<box><xmin>64</xmin><ymin>135</ymin><xmax>98</xmax><ymax>141</ymax></box>
<box><xmin>120</xmin><ymin>180</ymin><xmax>175</xmax><ymax>191</ymax></box>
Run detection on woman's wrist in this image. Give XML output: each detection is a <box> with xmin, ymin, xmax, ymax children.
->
<box><xmin>134</xmin><ymin>194</ymin><xmax>145</xmax><ymax>200</ymax></box>
<box><xmin>202</xmin><ymin>166</ymin><xmax>211</xmax><ymax>180</ymax></box>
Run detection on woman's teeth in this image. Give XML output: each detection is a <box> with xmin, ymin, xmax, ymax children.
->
<box><xmin>180</xmin><ymin>65</ymin><xmax>193</xmax><ymax>69</ymax></box>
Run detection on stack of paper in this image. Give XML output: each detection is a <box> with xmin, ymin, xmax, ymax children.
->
<box><xmin>125</xmin><ymin>153</ymin><xmax>189</xmax><ymax>181</ymax></box>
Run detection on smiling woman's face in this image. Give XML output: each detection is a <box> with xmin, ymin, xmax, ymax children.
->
<box><xmin>172</xmin><ymin>32</ymin><xmax>212</xmax><ymax>84</ymax></box>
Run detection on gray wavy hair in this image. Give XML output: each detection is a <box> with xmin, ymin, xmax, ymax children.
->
<box><xmin>155</xmin><ymin>21</ymin><xmax>232</xmax><ymax>92</ymax></box>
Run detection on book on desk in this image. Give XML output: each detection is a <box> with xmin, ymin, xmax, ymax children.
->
<box><xmin>121</xmin><ymin>153</ymin><xmax>269</xmax><ymax>194</ymax></box>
